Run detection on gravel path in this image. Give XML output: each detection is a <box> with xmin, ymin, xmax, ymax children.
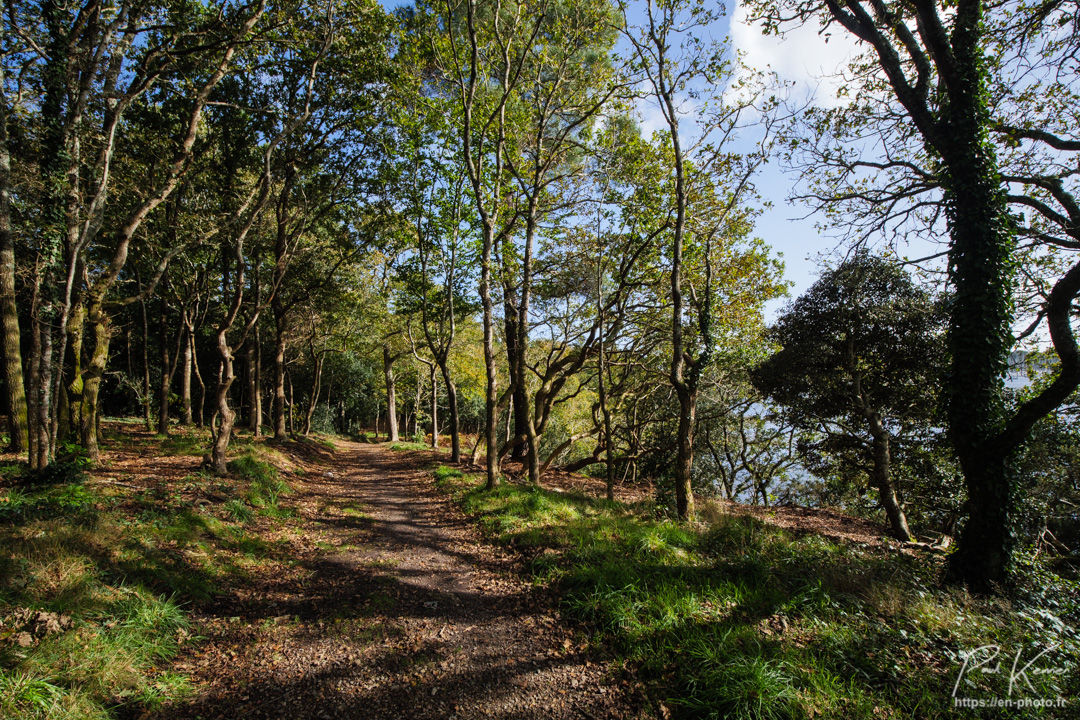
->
<box><xmin>154</xmin><ymin>440</ymin><xmax>649</xmax><ymax>720</ymax></box>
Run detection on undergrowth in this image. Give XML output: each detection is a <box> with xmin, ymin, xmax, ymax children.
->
<box><xmin>433</xmin><ymin>466</ymin><xmax>1080</xmax><ymax>720</ymax></box>
<box><xmin>389</xmin><ymin>442</ymin><xmax>434</xmax><ymax>452</ymax></box>
<box><xmin>0</xmin><ymin>436</ymin><xmax>302</xmax><ymax>719</ymax></box>
<box><xmin>228</xmin><ymin>451</ymin><xmax>296</xmax><ymax>519</ymax></box>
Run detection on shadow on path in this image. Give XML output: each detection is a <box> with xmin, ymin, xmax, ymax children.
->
<box><xmin>151</xmin><ymin>441</ymin><xmax>648</xmax><ymax>720</ymax></box>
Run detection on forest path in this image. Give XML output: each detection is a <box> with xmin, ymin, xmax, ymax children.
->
<box><xmin>155</xmin><ymin>439</ymin><xmax>646</xmax><ymax>720</ymax></box>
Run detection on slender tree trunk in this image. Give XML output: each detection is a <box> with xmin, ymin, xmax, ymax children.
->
<box><xmin>181</xmin><ymin>325</ymin><xmax>193</xmax><ymax>425</ymax></box>
<box><xmin>60</xmin><ymin>304</ymin><xmax>84</xmax><ymax>446</ymax></box>
<box><xmin>0</xmin><ymin>66</ymin><xmax>27</xmax><ymax>453</ymax></box>
<box><xmin>272</xmin><ymin>319</ymin><xmax>287</xmax><ymax>440</ymax></box>
<box><xmin>597</xmin><ymin>242</ymin><xmax>614</xmax><ymax>501</ymax></box>
<box><xmin>140</xmin><ymin>296</ymin><xmax>153</xmax><ymax>431</ymax></box>
<box><xmin>414</xmin><ymin>367</ymin><xmax>422</xmax><ymax>439</ymax></box>
<box><xmin>439</xmin><ymin>362</ymin><xmax>460</xmax><ymax>463</ymax></box>
<box><xmin>157</xmin><ymin>296</ymin><xmax>171</xmax><ymax>436</ymax></box>
<box><xmin>868</xmin><ymin>419</ymin><xmax>912</xmax><ymax>541</ymax></box>
<box><xmin>481</xmin><ymin>225</ymin><xmax>498</xmax><ymax>488</ymax></box>
<box><xmin>252</xmin><ymin>325</ymin><xmax>262</xmax><ymax>435</ymax></box>
<box><xmin>429</xmin><ymin>363</ymin><xmax>438</xmax><ymax>449</ymax></box>
<box><xmin>246</xmin><ymin>335</ymin><xmax>257</xmax><ymax>432</ymax></box>
<box><xmin>210</xmin><ymin>346</ymin><xmax>236</xmax><ymax>476</ymax></box>
<box><xmin>674</xmin><ymin>389</ymin><xmax>695</xmax><ymax>519</ymax></box>
<box><xmin>36</xmin><ymin>314</ymin><xmax>53</xmax><ymax>469</ymax></box>
<box><xmin>287</xmin><ymin>367</ymin><xmax>295</xmax><ymax>436</ymax></box>
<box><xmin>384</xmin><ymin>346</ymin><xmax>399</xmax><ymax>442</ymax></box>
<box><xmin>191</xmin><ymin>332</ymin><xmax>206</xmax><ymax>428</ymax></box>
<box><xmin>27</xmin><ymin>275</ymin><xmax>43</xmax><ymax>468</ymax></box>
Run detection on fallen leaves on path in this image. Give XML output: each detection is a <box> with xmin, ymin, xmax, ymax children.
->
<box><xmin>150</xmin><ymin>439</ymin><xmax>651</xmax><ymax>720</ymax></box>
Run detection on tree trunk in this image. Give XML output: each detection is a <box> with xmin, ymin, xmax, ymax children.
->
<box><xmin>503</xmin><ymin>291</ymin><xmax>528</xmax><ymax>462</ymax></box>
<box><xmin>414</xmin><ymin>368</ymin><xmax>422</xmax><ymax>439</ymax></box>
<box><xmin>252</xmin><ymin>326</ymin><xmax>262</xmax><ymax>435</ymax></box>
<box><xmin>180</xmin><ymin>325</ymin><xmax>193</xmax><ymax>425</ymax></box>
<box><xmin>0</xmin><ymin>71</ymin><xmax>28</xmax><ymax>454</ymax></box>
<box><xmin>191</xmin><ymin>331</ymin><xmax>206</xmax><ymax>428</ymax></box>
<box><xmin>210</xmin><ymin>348</ymin><xmax>236</xmax><ymax>476</ymax></box>
<box><xmin>384</xmin><ymin>346</ymin><xmax>399</xmax><ymax>442</ymax></box>
<box><xmin>272</xmin><ymin>319</ymin><xmax>287</xmax><ymax>440</ymax></box>
<box><xmin>940</xmin><ymin>7</ymin><xmax>1020</xmax><ymax>590</ymax></box>
<box><xmin>35</xmin><ymin>314</ymin><xmax>53</xmax><ymax>469</ymax></box>
<box><xmin>27</xmin><ymin>284</ymin><xmax>41</xmax><ymax>467</ymax></box>
<box><xmin>140</xmin><ymin>295</ymin><xmax>153</xmax><ymax>431</ymax></box>
<box><xmin>482</xmin><ymin>233</ymin><xmax>499</xmax><ymax>489</ymax></box>
<box><xmin>158</xmin><ymin>297</ymin><xmax>171</xmax><ymax>436</ymax></box>
<box><xmin>246</xmin><ymin>335</ymin><xmax>257</xmax><ymax>432</ymax></box>
<box><xmin>287</xmin><ymin>367</ymin><xmax>295</xmax><ymax>436</ymax></box>
<box><xmin>429</xmin><ymin>363</ymin><xmax>438</xmax><ymax>449</ymax></box>
<box><xmin>597</xmin><ymin>261</ymin><xmax>615</xmax><ymax>501</ymax></box>
<box><xmin>674</xmin><ymin>388</ymin><xmax>696</xmax><ymax>520</ymax></box>
<box><xmin>60</xmin><ymin>304</ymin><xmax>85</xmax><ymax>446</ymax></box>
<box><xmin>868</xmin><ymin>417</ymin><xmax>912</xmax><ymax>541</ymax></box>
<box><xmin>439</xmin><ymin>362</ymin><xmax>460</xmax><ymax>463</ymax></box>
<box><xmin>78</xmin><ymin>298</ymin><xmax>111</xmax><ymax>461</ymax></box>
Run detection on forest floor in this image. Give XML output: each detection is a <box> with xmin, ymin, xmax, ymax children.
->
<box><xmin>3</xmin><ymin>423</ymin><xmax>1076</xmax><ymax>720</ymax></box>
<box><xmin>146</xmin><ymin>435</ymin><xmax>652</xmax><ymax>720</ymax></box>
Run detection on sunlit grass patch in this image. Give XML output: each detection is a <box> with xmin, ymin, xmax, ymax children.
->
<box><xmin>228</xmin><ymin>452</ymin><xmax>292</xmax><ymax>511</ymax></box>
<box><xmin>0</xmin><ymin>486</ymin><xmax>201</xmax><ymax>717</ymax></box>
<box><xmin>0</xmin><ymin>435</ymin><xmax>309</xmax><ymax>720</ymax></box>
<box><xmin>159</xmin><ymin>429</ymin><xmax>209</xmax><ymax>457</ymax></box>
<box><xmin>432</xmin><ymin>466</ymin><xmax>1079</xmax><ymax>719</ymax></box>
<box><xmin>389</xmin><ymin>442</ymin><xmax>432</xmax><ymax>452</ymax></box>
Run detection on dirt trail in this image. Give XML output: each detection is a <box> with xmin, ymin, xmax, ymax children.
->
<box><xmin>156</xmin><ymin>439</ymin><xmax>647</xmax><ymax>720</ymax></box>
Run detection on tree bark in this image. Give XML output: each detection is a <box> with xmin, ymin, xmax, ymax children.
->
<box><xmin>0</xmin><ymin>55</ymin><xmax>28</xmax><ymax>453</ymax></box>
<box><xmin>27</xmin><ymin>281</ymin><xmax>41</xmax><ymax>467</ymax></box>
<box><xmin>272</xmin><ymin>316</ymin><xmax>288</xmax><ymax>440</ymax></box>
<box><xmin>440</xmin><ymin>363</ymin><xmax>460</xmax><ymax>462</ymax></box>
<box><xmin>246</xmin><ymin>334</ymin><xmax>257</xmax><ymax>432</ymax></box>
<box><xmin>35</xmin><ymin>313</ymin><xmax>53</xmax><ymax>469</ymax></box>
<box><xmin>180</xmin><ymin>324</ymin><xmax>193</xmax><ymax>425</ymax></box>
<box><xmin>251</xmin><ymin>325</ymin><xmax>262</xmax><ymax>435</ymax></box>
<box><xmin>867</xmin><ymin>416</ymin><xmax>912</xmax><ymax>541</ymax></box>
<box><xmin>429</xmin><ymin>363</ymin><xmax>438</xmax><ymax>449</ymax></box>
<box><xmin>384</xmin><ymin>345</ymin><xmax>399</xmax><ymax>441</ymax></box>
<box><xmin>191</xmin><ymin>331</ymin><xmax>206</xmax><ymax>428</ymax></box>
<box><xmin>141</xmin><ymin>294</ymin><xmax>153</xmax><ymax>430</ymax></box>
<box><xmin>504</xmin><ymin>290</ymin><xmax>529</xmax><ymax>461</ymax></box>
<box><xmin>158</xmin><ymin>296</ymin><xmax>171</xmax><ymax>436</ymax></box>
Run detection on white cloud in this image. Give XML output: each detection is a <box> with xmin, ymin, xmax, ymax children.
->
<box><xmin>730</xmin><ymin>1</ymin><xmax>862</xmax><ymax>109</ymax></box>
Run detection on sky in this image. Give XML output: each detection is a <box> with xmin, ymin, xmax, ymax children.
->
<box><xmin>724</xmin><ymin>2</ymin><xmax>864</xmax><ymax>314</ymax></box>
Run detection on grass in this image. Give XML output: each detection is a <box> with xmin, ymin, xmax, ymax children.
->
<box><xmin>227</xmin><ymin>451</ymin><xmax>296</xmax><ymax>519</ymax></box>
<box><xmin>389</xmin><ymin>441</ymin><xmax>435</xmax><ymax>452</ymax></box>
<box><xmin>0</xmin><ymin>436</ymin><xmax>305</xmax><ymax>719</ymax></box>
<box><xmin>433</xmin><ymin>466</ymin><xmax>1080</xmax><ymax>720</ymax></box>
<box><xmin>159</xmin><ymin>429</ymin><xmax>209</xmax><ymax>457</ymax></box>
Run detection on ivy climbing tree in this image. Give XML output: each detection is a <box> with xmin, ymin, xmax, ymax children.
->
<box><xmin>749</xmin><ymin>0</ymin><xmax>1080</xmax><ymax>589</ymax></box>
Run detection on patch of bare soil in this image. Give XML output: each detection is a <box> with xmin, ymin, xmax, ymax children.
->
<box><xmin>152</xmin><ymin>439</ymin><xmax>651</xmax><ymax>720</ymax></box>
